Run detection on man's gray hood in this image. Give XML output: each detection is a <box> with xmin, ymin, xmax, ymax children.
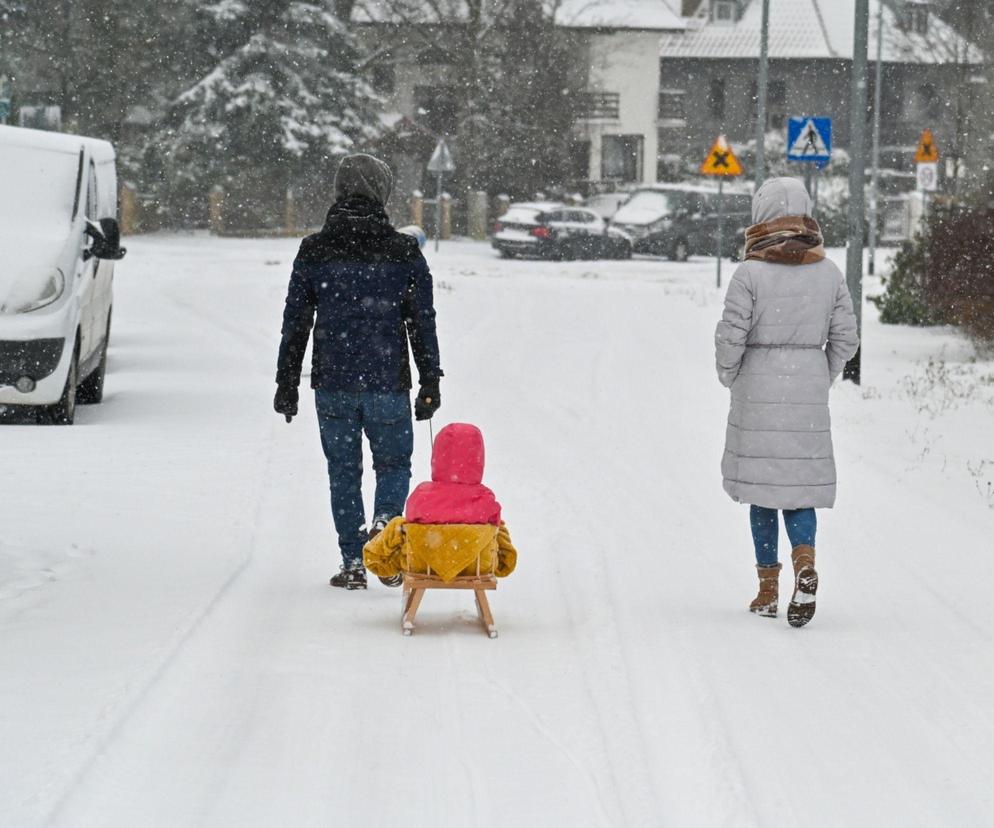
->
<box><xmin>752</xmin><ymin>177</ymin><xmax>812</xmax><ymax>224</ymax></box>
<box><xmin>334</xmin><ymin>153</ymin><xmax>394</xmax><ymax>206</ymax></box>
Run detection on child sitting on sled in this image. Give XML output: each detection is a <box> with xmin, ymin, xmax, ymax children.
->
<box><xmin>364</xmin><ymin>423</ymin><xmax>517</xmax><ymax>583</ymax></box>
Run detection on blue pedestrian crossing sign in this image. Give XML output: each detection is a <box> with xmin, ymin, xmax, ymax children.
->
<box><xmin>787</xmin><ymin>117</ymin><xmax>832</xmax><ymax>168</ymax></box>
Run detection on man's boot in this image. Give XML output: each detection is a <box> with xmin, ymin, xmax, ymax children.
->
<box><xmin>787</xmin><ymin>545</ymin><xmax>818</xmax><ymax>628</ymax></box>
<box><xmin>329</xmin><ymin>560</ymin><xmax>367</xmax><ymax>590</ymax></box>
<box><xmin>750</xmin><ymin>563</ymin><xmax>782</xmax><ymax>617</ymax></box>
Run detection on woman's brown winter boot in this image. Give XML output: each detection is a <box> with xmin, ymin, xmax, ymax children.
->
<box><xmin>750</xmin><ymin>563</ymin><xmax>782</xmax><ymax>617</ymax></box>
<box><xmin>787</xmin><ymin>545</ymin><xmax>818</xmax><ymax>628</ymax></box>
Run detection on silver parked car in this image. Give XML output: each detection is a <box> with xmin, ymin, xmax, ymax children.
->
<box><xmin>491</xmin><ymin>204</ymin><xmax>633</xmax><ymax>260</ymax></box>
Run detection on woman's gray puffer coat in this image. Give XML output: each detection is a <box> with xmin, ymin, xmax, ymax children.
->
<box><xmin>715</xmin><ymin>178</ymin><xmax>859</xmax><ymax>510</ymax></box>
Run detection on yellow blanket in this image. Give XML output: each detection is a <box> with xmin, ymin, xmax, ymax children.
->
<box><xmin>364</xmin><ymin>518</ymin><xmax>517</xmax><ymax>583</ymax></box>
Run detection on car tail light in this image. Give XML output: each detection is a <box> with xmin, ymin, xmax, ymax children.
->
<box><xmin>493</xmin><ymin>222</ymin><xmax>503</xmax><ymax>233</ymax></box>
<box><xmin>530</xmin><ymin>226</ymin><xmax>552</xmax><ymax>239</ymax></box>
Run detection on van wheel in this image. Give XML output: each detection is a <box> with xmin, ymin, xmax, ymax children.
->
<box><xmin>670</xmin><ymin>239</ymin><xmax>690</xmax><ymax>262</ymax></box>
<box><xmin>78</xmin><ymin>310</ymin><xmax>111</xmax><ymax>405</ymax></box>
<box><xmin>47</xmin><ymin>343</ymin><xmax>79</xmax><ymax>425</ymax></box>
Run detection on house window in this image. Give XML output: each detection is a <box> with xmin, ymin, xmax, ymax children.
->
<box><xmin>372</xmin><ymin>63</ymin><xmax>396</xmax><ymax>94</ymax></box>
<box><xmin>709</xmin><ymin>78</ymin><xmax>726</xmax><ymax>120</ymax></box>
<box><xmin>903</xmin><ymin>3</ymin><xmax>930</xmax><ymax>35</ymax></box>
<box><xmin>712</xmin><ymin>1</ymin><xmax>737</xmax><ymax>24</ymax></box>
<box><xmin>768</xmin><ymin>80</ymin><xmax>787</xmax><ymax>130</ymax></box>
<box><xmin>415</xmin><ymin>45</ymin><xmax>457</xmax><ymax>66</ymax></box>
<box><xmin>907</xmin><ymin>82</ymin><xmax>940</xmax><ymax>121</ymax></box>
<box><xmin>658</xmin><ymin>88</ymin><xmax>686</xmax><ymax>122</ymax></box>
<box><xmin>602</xmin><ymin>135</ymin><xmax>644</xmax><ymax>183</ymax></box>
<box><xmin>413</xmin><ymin>86</ymin><xmax>458</xmax><ymax>133</ymax></box>
<box><xmin>749</xmin><ymin>80</ymin><xmax>786</xmax><ymax>130</ymax></box>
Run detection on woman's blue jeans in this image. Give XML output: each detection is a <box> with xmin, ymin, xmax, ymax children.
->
<box><xmin>315</xmin><ymin>390</ymin><xmax>413</xmax><ymax>567</ymax></box>
<box><xmin>750</xmin><ymin>506</ymin><xmax>817</xmax><ymax>567</ymax></box>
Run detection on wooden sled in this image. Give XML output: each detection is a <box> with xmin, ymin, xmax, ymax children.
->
<box><xmin>401</xmin><ymin>551</ymin><xmax>498</xmax><ymax>638</ymax></box>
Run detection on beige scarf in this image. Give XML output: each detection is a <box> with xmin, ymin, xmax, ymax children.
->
<box><xmin>744</xmin><ymin>215</ymin><xmax>826</xmax><ymax>265</ymax></box>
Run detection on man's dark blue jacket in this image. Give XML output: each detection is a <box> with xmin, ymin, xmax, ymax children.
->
<box><xmin>276</xmin><ymin>198</ymin><xmax>442</xmax><ymax>393</ymax></box>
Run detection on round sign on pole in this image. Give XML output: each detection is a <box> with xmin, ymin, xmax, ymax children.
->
<box><xmin>916</xmin><ymin>162</ymin><xmax>938</xmax><ymax>193</ymax></box>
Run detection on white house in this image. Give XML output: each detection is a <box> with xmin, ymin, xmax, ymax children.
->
<box><xmin>562</xmin><ymin>1</ymin><xmax>686</xmax><ymax>187</ymax></box>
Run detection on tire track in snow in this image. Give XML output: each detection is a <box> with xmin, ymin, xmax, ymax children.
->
<box><xmin>44</xmin><ymin>419</ymin><xmax>283</xmax><ymax>825</ymax></box>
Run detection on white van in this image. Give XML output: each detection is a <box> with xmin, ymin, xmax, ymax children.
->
<box><xmin>0</xmin><ymin>125</ymin><xmax>126</xmax><ymax>424</ymax></box>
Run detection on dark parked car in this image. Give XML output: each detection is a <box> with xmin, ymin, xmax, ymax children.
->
<box><xmin>491</xmin><ymin>204</ymin><xmax>633</xmax><ymax>260</ymax></box>
<box><xmin>610</xmin><ymin>185</ymin><xmax>752</xmax><ymax>261</ymax></box>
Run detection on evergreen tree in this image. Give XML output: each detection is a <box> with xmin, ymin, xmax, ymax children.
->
<box><xmin>467</xmin><ymin>0</ymin><xmax>585</xmax><ymax>197</ymax></box>
<box><xmin>161</xmin><ymin>0</ymin><xmax>381</xmax><ymax>227</ymax></box>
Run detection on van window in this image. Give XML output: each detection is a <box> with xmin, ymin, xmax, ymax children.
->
<box><xmin>86</xmin><ymin>162</ymin><xmax>99</xmax><ymax>218</ymax></box>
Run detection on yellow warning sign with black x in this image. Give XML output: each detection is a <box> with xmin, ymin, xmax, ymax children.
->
<box><xmin>700</xmin><ymin>135</ymin><xmax>743</xmax><ymax>177</ymax></box>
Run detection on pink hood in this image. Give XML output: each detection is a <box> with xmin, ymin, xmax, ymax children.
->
<box><xmin>405</xmin><ymin>423</ymin><xmax>502</xmax><ymax>525</ymax></box>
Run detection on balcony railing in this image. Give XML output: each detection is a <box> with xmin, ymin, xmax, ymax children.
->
<box><xmin>578</xmin><ymin>92</ymin><xmax>620</xmax><ymax>121</ymax></box>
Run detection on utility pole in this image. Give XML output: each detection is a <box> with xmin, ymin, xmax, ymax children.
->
<box><xmin>755</xmin><ymin>0</ymin><xmax>771</xmax><ymax>187</ymax></box>
<box><xmin>867</xmin><ymin>0</ymin><xmax>884</xmax><ymax>277</ymax></box>
<box><xmin>844</xmin><ymin>0</ymin><xmax>871</xmax><ymax>385</ymax></box>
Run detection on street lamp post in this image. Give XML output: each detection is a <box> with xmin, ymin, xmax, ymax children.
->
<box><xmin>755</xmin><ymin>0</ymin><xmax>771</xmax><ymax>188</ymax></box>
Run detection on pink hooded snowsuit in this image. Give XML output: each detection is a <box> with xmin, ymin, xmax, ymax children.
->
<box><xmin>405</xmin><ymin>423</ymin><xmax>502</xmax><ymax>525</ymax></box>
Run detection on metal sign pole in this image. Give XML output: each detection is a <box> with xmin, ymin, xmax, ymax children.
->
<box><xmin>717</xmin><ymin>178</ymin><xmax>725</xmax><ymax>289</ymax></box>
<box><xmin>868</xmin><ymin>0</ymin><xmax>884</xmax><ymax>276</ymax></box>
<box><xmin>755</xmin><ymin>0</ymin><xmax>771</xmax><ymax>188</ymax></box>
<box><xmin>434</xmin><ymin>172</ymin><xmax>443</xmax><ymax>253</ymax></box>
<box><xmin>844</xmin><ymin>0</ymin><xmax>871</xmax><ymax>385</ymax></box>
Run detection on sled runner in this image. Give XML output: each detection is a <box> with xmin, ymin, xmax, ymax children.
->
<box><xmin>401</xmin><ymin>550</ymin><xmax>498</xmax><ymax>638</ymax></box>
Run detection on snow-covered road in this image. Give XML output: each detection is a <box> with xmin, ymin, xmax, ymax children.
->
<box><xmin>2</xmin><ymin>236</ymin><xmax>993</xmax><ymax>827</ymax></box>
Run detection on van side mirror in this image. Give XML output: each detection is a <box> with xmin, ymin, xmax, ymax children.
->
<box><xmin>84</xmin><ymin>218</ymin><xmax>127</xmax><ymax>261</ymax></box>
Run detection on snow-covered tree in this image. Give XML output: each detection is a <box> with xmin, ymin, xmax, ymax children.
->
<box><xmin>465</xmin><ymin>0</ymin><xmax>585</xmax><ymax>196</ymax></box>
<box><xmin>361</xmin><ymin>0</ymin><xmax>585</xmax><ymax>197</ymax></box>
<box><xmin>161</xmin><ymin>0</ymin><xmax>381</xmax><ymax>223</ymax></box>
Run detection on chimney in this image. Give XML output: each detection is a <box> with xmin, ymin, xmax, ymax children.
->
<box><xmin>681</xmin><ymin>0</ymin><xmax>703</xmax><ymax>15</ymax></box>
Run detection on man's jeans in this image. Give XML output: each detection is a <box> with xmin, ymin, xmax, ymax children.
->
<box><xmin>750</xmin><ymin>506</ymin><xmax>817</xmax><ymax>567</ymax></box>
<box><xmin>315</xmin><ymin>390</ymin><xmax>413</xmax><ymax>567</ymax></box>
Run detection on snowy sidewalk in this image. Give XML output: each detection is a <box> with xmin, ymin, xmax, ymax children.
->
<box><xmin>2</xmin><ymin>236</ymin><xmax>993</xmax><ymax>826</ymax></box>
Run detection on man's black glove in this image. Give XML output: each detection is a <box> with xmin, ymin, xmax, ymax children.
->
<box><xmin>414</xmin><ymin>381</ymin><xmax>440</xmax><ymax>421</ymax></box>
<box><xmin>274</xmin><ymin>385</ymin><xmax>299</xmax><ymax>423</ymax></box>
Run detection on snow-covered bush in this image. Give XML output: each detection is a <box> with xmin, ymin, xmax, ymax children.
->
<box><xmin>872</xmin><ymin>233</ymin><xmax>945</xmax><ymax>327</ymax></box>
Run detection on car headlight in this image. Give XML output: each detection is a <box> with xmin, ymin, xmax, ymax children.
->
<box><xmin>1</xmin><ymin>268</ymin><xmax>66</xmax><ymax>314</ymax></box>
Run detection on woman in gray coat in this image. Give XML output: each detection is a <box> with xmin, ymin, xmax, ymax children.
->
<box><xmin>715</xmin><ymin>177</ymin><xmax>859</xmax><ymax>627</ymax></box>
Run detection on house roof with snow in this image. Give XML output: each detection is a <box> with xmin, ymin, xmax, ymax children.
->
<box><xmin>662</xmin><ymin>0</ymin><xmax>981</xmax><ymax>64</ymax></box>
<box><xmin>354</xmin><ymin>0</ymin><xmax>685</xmax><ymax>31</ymax></box>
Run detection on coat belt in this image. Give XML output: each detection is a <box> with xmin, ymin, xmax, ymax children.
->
<box><xmin>746</xmin><ymin>344</ymin><xmax>825</xmax><ymax>350</ymax></box>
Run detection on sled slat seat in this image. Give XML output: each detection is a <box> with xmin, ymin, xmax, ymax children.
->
<box><xmin>401</xmin><ymin>548</ymin><xmax>498</xmax><ymax>638</ymax></box>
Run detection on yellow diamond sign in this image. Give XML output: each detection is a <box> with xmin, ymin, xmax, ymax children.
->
<box><xmin>701</xmin><ymin>135</ymin><xmax>743</xmax><ymax>177</ymax></box>
<box><xmin>914</xmin><ymin>129</ymin><xmax>940</xmax><ymax>164</ymax></box>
